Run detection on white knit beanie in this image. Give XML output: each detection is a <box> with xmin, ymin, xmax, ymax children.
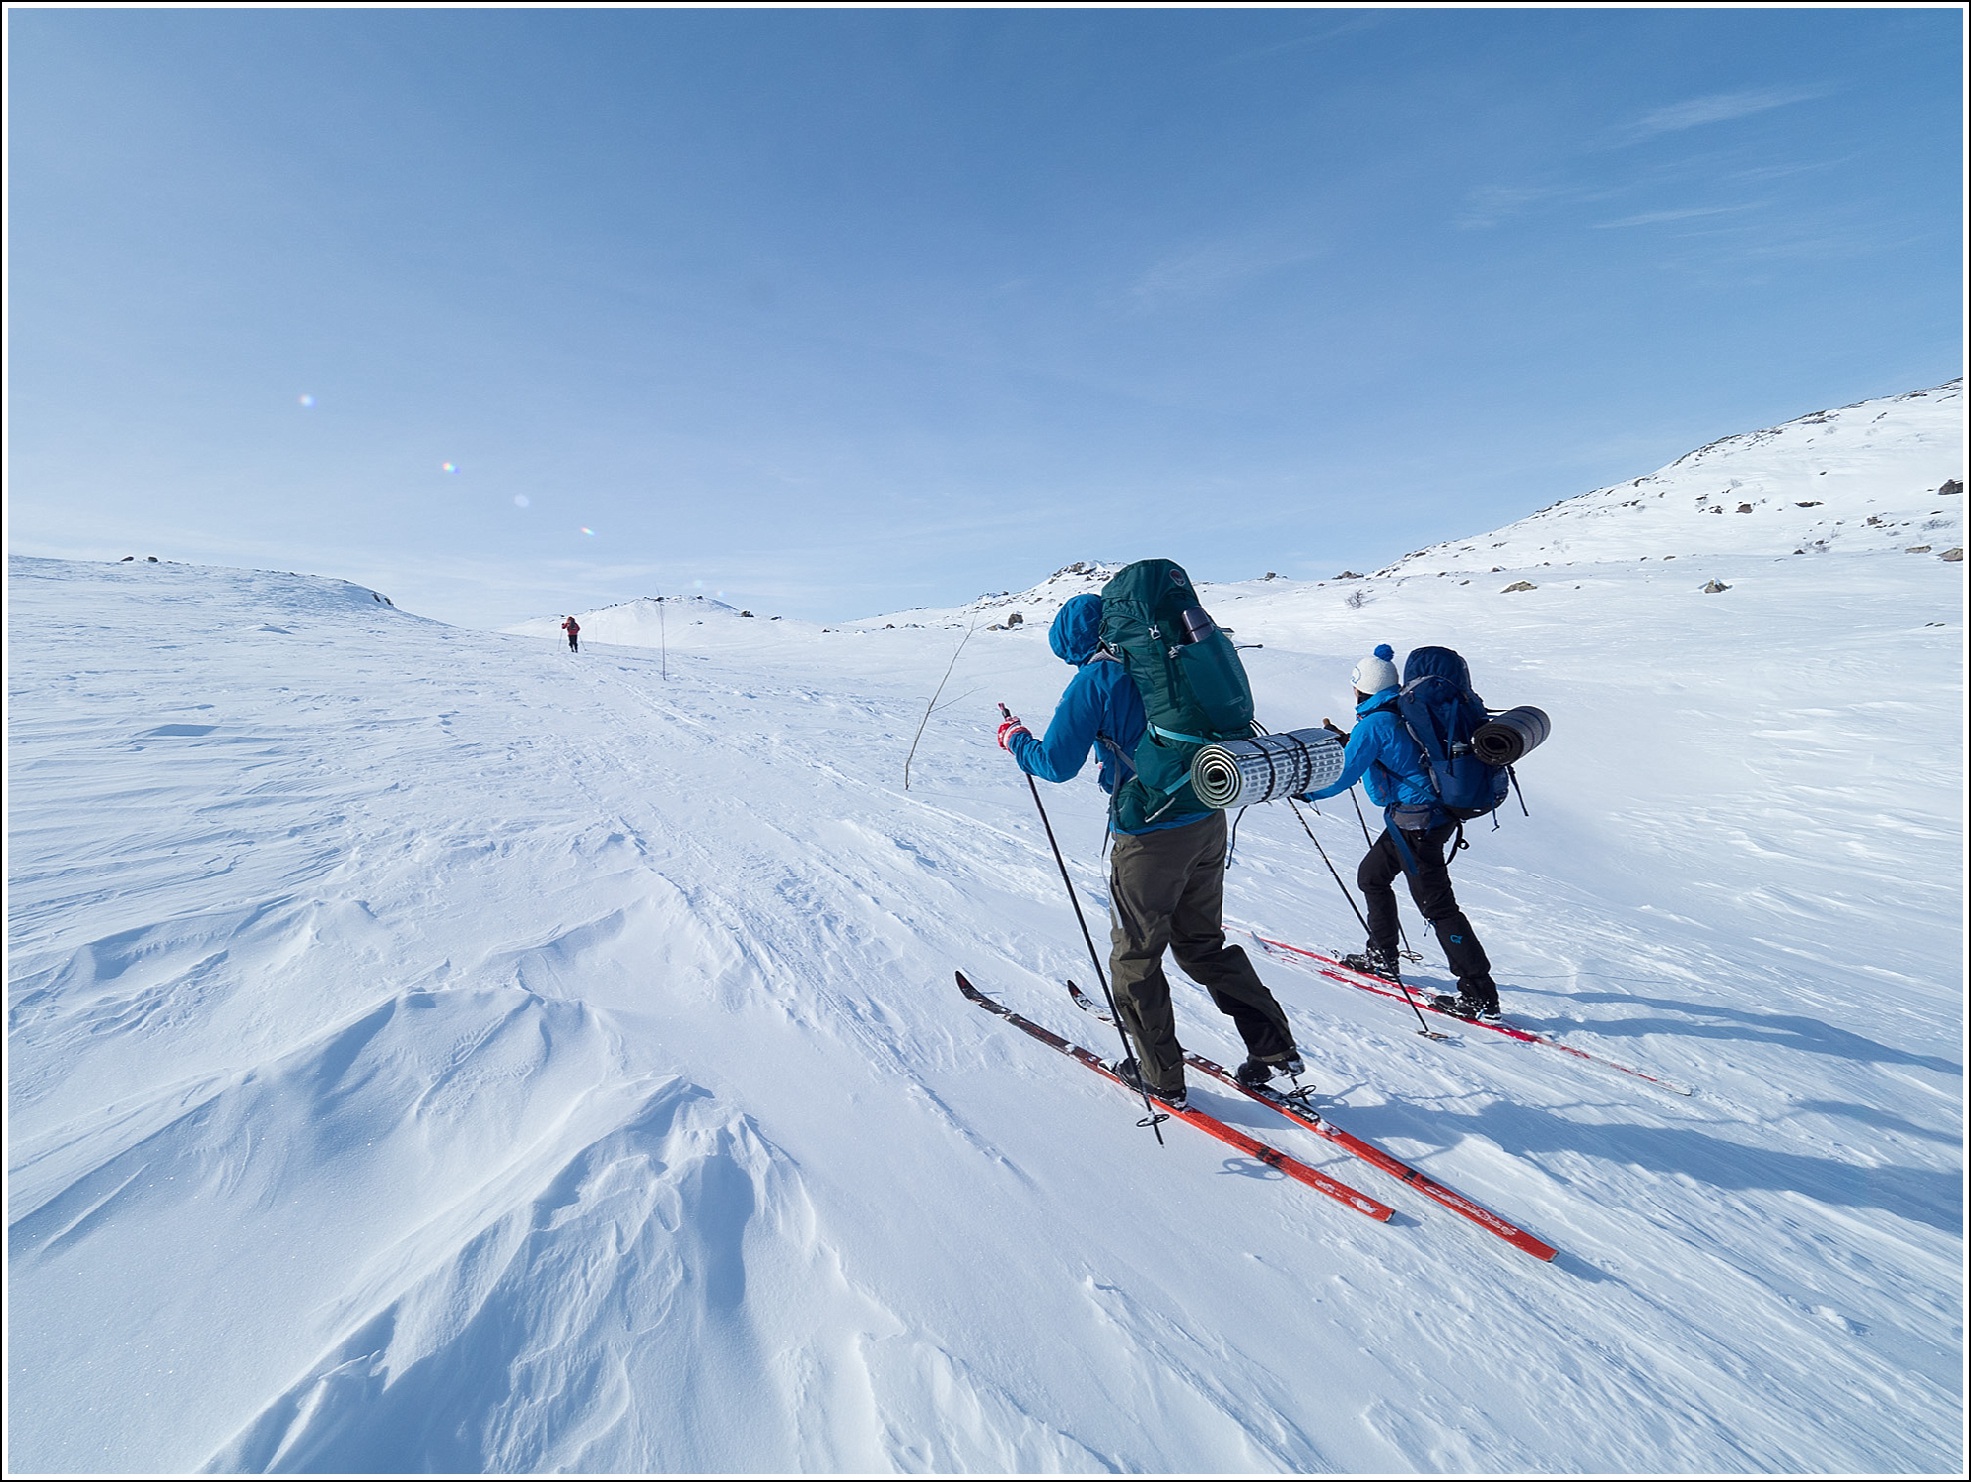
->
<box><xmin>1351</xmin><ymin>644</ymin><xmax>1399</xmax><ymax>695</ymax></box>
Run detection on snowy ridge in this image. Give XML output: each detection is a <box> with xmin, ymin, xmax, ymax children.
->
<box><xmin>1377</xmin><ymin>379</ymin><xmax>1964</xmax><ymax>577</ymax></box>
<box><xmin>503</xmin><ymin>593</ymin><xmax>807</xmax><ymax>648</ymax></box>
<box><xmin>945</xmin><ymin>560</ymin><xmax>1124</xmax><ymax>625</ymax></box>
<box><xmin>854</xmin><ymin>561</ymin><xmax>1126</xmax><ymax>634</ymax></box>
<box><xmin>6</xmin><ymin>385</ymin><xmax>1964</xmax><ymax>1472</ymax></box>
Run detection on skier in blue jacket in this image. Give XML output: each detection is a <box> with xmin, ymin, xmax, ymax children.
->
<box><xmin>1302</xmin><ymin>644</ymin><xmax>1500</xmax><ymax>1019</ymax></box>
<box><xmin>998</xmin><ymin>593</ymin><xmax>1301</xmax><ymax>1106</ymax></box>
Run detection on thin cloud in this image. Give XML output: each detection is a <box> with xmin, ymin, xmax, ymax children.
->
<box><xmin>1591</xmin><ymin>202</ymin><xmax>1765</xmax><ymax>230</ymax></box>
<box><xmin>1628</xmin><ymin>86</ymin><xmax>1830</xmax><ymax>140</ymax></box>
<box><xmin>1728</xmin><ymin>155</ymin><xmax>1852</xmax><ymax>184</ymax></box>
<box><xmin>1129</xmin><ymin>235</ymin><xmax>1320</xmax><ymax>311</ymax></box>
<box><xmin>1457</xmin><ymin>182</ymin><xmax>1621</xmax><ymax>230</ymax></box>
<box><xmin>1214</xmin><ymin>15</ymin><xmax>1384</xmax><ymax>68</ymax></box>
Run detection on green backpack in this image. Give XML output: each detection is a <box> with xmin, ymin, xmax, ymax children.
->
<box><xmin>1098</xmin><ymin>558</ymin><xmax>1256</xmax><ymax>829</ymax></box>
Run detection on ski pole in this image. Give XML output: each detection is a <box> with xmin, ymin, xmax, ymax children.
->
<box><xmin>1346</xmin><ymin>787</ymin><xmax>1420</xmax><ymax>962</ymax></box>
<box><xmin>1349</xmin><ymin>785</ymin><xmax>1374</xmax><ymax>848</ymax></box>
<box><xmin>1287</xmin><ymin>798</ymin><xmax>1436</xmax><ymax>1038</ymax></box>
<box><xmin>1327</xmin><ymin>728</ymin><xmax>1420</xmax><ymax>961</ymax></box>
<box><xmin>1000</xmin><ymin>702</ymin><xmax>1167</xmax><ymax>1142</ymax></box>
<box><xmin>1320</xmin><ymin>723</ymin><xmax>1413</xmax><ymax>957</ymax></box>
<box><xmin>1287</xmin><ymin>797</ymin><xmax>1371</xmax><ymax>939</ymax></box>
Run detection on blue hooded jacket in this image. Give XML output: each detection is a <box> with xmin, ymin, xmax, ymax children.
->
<box><xmin>1007</xmin><ymin>594</ymin><xmax>1206</xmax><ymax>834</ymax></box>
<box><xmin>1303</xmin><ymin>685</ymin><xmax>1440</xmax><ymax>812</ymax></box>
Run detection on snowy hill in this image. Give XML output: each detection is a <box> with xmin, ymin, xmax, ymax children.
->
<box><xmin>927</xmin><ymin>560</ymin><xmax>1127</xmax><ymax>631</ymax></box>
<box><xmin>7</xmin><ymin>384</ymin><xmax>1965</xmax><ymax>1473</ymax></box>
<box><xmin>1378</xmin><ymin>378</ymin><xmax>1963</xmax><ymax>575</ymax></box>
<box><xmin>509</xmin><ymin>564</ymin><xmax>1135</xmax><ymax>650</ymax></box>
<box><xmin>503</xmin><ymin>592</ymin><xmax>808</xmax><ymax>647</ymax></box>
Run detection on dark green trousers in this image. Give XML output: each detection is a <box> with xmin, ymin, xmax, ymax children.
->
<box><xmin>1107</xmin><ymin>810</ymin><xmax>1296</xmax><ymax>1097</ymax></box>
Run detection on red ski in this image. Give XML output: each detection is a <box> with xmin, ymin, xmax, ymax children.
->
<box><xmin>1066</xmin><ymin>983</ymin><xmax>1557</xmax><ymax>1261</ymax></box>
<box><xmin>954</xmin><ymin>973</ymin><xmax>1393</xmax><ymax>1223</ymax></box>
<box><xmin>1250</xmin><ymin>932</ymin><xmax>1693</xmax><ymax>1096</ymax></box>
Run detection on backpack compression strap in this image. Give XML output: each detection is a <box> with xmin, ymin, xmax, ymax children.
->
<box><xmin>1095</xmin><ymin>733</ymin><xmax>1136</xmax><ymax>779</ymax></box>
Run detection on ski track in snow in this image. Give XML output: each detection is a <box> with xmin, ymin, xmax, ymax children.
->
<box><xmin>6</xmin><ymin>382</ymin><xmax>1965</xmax><ymax>1473</ymax></box>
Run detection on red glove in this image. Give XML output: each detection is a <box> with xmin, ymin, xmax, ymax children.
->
<box><xmin>997</xmin><ymin>716</ymin><xmax>1030</xmax><ymax>750</ymax></box>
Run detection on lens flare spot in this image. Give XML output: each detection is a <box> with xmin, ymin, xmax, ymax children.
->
<box><xmin>513</xmin><ymin>495</ymin><xmax>531</xmax><ymax>508</ymax></box>
<box><xmin>297</xmin><ymin>394</ymin><xmax>315</xmax><ymax>408</ymax></box>
<box><xmin>580</xmin><ymin>526</ymin><xmax>595</xmax><ymax>536</ymax></box>
<box><xmin>440</xmin><ymin>461</ymin><xmax>458</xmax><ymax>474</ymax></box>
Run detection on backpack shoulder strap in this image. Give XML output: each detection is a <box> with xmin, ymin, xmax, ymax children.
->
<box><xmin>1385</xmin><ymin>691</ymin><xmax>1452</xmax><ymax>806</ymax></box>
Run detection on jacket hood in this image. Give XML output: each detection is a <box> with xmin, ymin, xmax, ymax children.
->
<box><xmin>1355</xmin><ymin>684</ymin><xmax>1400</xmax><ymax>716</ymax></box>
<box><xmin>1049</xmin><ymin>593</ymin><xmax>1103</xmax><ymax>665</ymax></box>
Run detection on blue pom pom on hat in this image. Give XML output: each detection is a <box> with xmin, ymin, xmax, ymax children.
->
<box><xmin>1351</xmin><ymin>644</ymin><xmax>1401</xmax><ymax>695</ymax></box>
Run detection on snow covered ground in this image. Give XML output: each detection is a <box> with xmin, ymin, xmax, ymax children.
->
<box><xmin>7</xmin><ymin>383</ymin><xmax>1964</xmax><ymax>1474</ymax></box>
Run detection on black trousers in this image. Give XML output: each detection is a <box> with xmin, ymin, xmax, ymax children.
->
<box><xmin>1108</xmin><ymin>811</ymin><xmax>1296</xmax><ymax>1096</ymax></box>
<box><xmin>1359</xmin><ymin>822</ymin><xmax>1494</xmax><ymax>996</ymax></box>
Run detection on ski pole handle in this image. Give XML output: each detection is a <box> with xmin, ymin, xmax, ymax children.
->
<box><xmin>995</xmin><ymin>702</ymin><xmax>1030</xmax><ymax>752</ymax></box>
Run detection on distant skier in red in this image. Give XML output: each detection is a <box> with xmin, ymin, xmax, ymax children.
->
<box><xmin>561</xmin><ymin>616</ymin><xmax>580</xmax><ymax>652</ymax></box>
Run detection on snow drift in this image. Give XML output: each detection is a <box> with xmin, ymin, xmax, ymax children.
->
<box><xmin>7</xmin><ymin>383</ymin><xmax>1964</xmax><ymax>1473</ymax></box>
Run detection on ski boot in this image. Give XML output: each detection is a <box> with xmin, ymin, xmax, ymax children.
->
<box><xmin>1430</xmin><ymin>987</ymin><xmax>1502</xmax><ymax>1022</ymax></box>
<box><xmin>1112</xmin><ymin>1057</ymin><xmax>1188</xmax><ymax>1112</ymax></box>
<box><xmin>1235</xmin><ymin>1050</ymin><xmax>1306</xmax><ymax>1089</ymax></box>
<box><xmin>1341</xmin><ymin>944</ymin><xmax>1403</xmax><ymax>983</ymax></box>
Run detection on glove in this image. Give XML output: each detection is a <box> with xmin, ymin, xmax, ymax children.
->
<box><xmin>996</xmin><ymin>716</ymin><xmax>1030</xmax><ymax>750</ymax></box>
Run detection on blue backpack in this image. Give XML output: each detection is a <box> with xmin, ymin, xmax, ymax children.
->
<box><xmin>1387</xmin><ymin>647</ymin><xmax>1512</xmax><ymax>823</ymax></box>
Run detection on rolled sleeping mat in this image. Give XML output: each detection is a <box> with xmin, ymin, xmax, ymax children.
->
<box><xmin>1190</xmin><ymin>728</ymin><xmax>1347</xmax><ymax>810</ymax></box>
<box><xmin>1471</xmin><ymin>706</ymin><xmax>1551</xmax><ymax>767</ymax></box>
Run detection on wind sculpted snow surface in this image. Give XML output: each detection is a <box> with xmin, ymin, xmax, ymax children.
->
<box><xmin>7</xmin><ymin>384</ymin><xmax>1965</xmax><ymax>1474</ymax></box>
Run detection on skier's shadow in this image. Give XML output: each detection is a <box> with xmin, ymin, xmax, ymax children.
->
<box><xmin>1323</xmin><ymin>1092</ymin><xmax>1961</xmax><ymax>1235</ymax></box>
<box><xmin>1502</xmin><ymin>984</ymin><xmax>1961</xmax><ymax>1078</ymax></box>
<box><xmin>1214</xmin><ymin>1153</ymin><xmax>1291</xmax><ymax>1183</ymax></box>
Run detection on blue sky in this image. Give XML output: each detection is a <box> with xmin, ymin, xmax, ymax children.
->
<box><xmin>7</xmin><ymin>6</ymin><xmax>1963</xmax><ymax>626</ymax></box>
